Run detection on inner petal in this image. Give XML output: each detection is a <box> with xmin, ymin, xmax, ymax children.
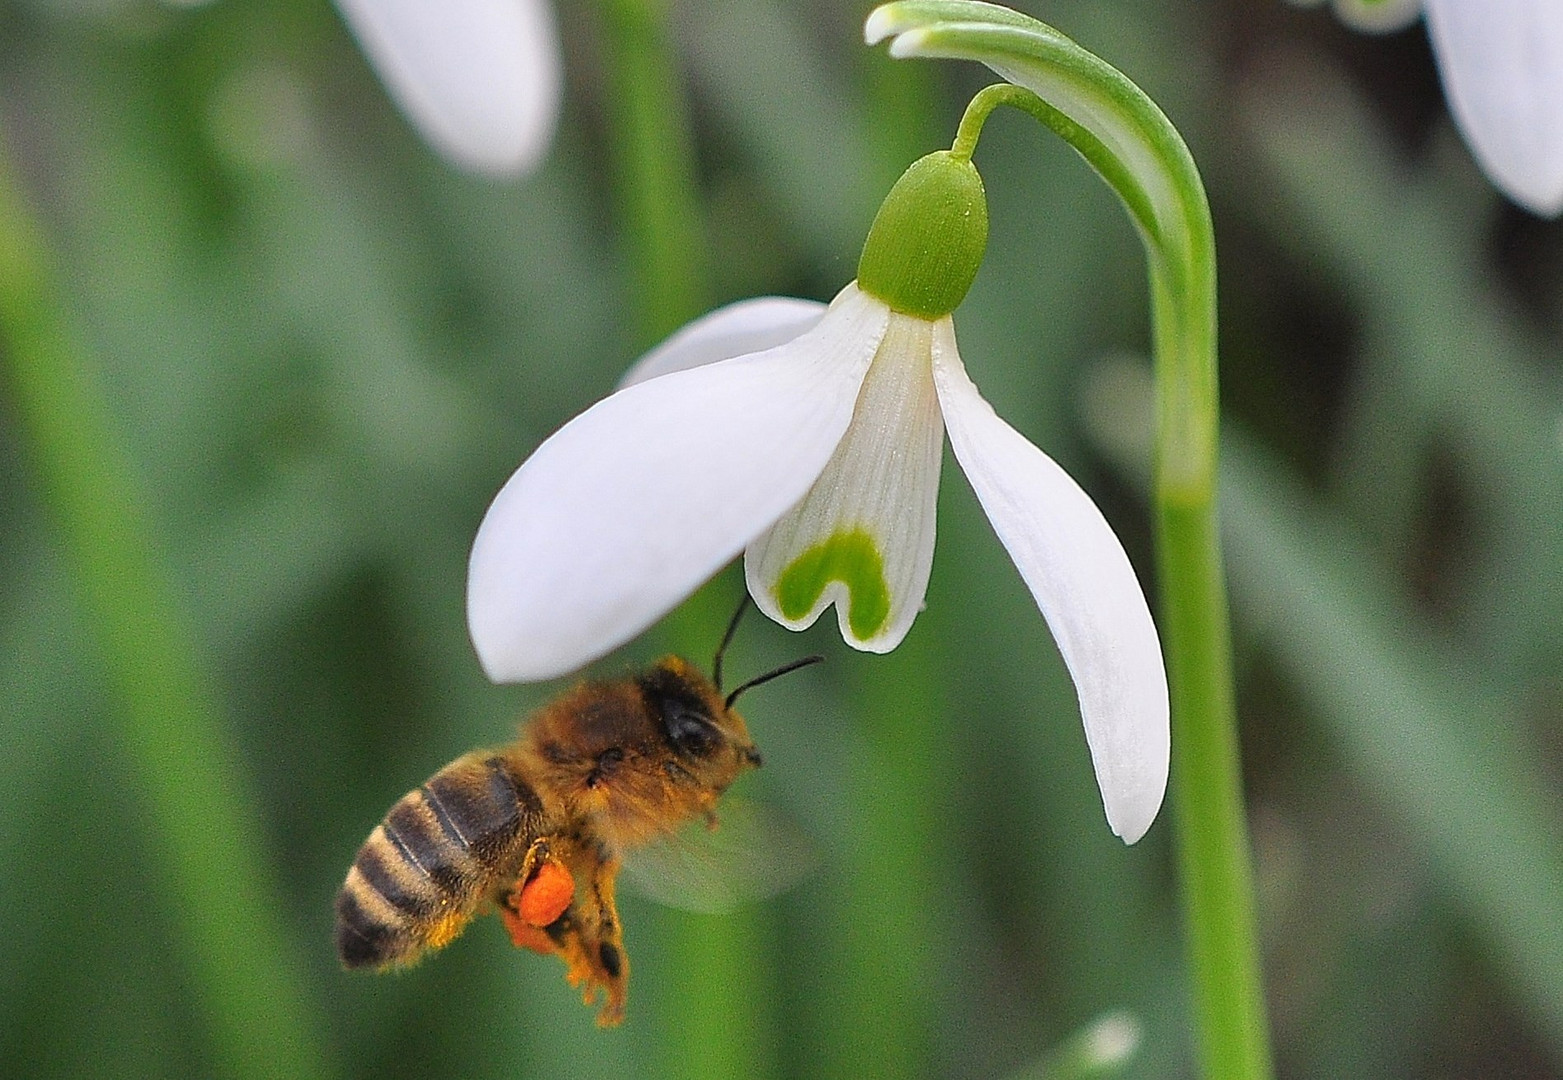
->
<box><xmin>745</xmin><ymin>313</ymin><xmax>944</xmax><ymax>652</ymax></box>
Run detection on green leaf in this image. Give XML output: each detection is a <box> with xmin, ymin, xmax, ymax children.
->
<box><xmin>1222</xmin><ymin>429</ymin><xmax>1563</xmax><ymax>1053</ymax></box>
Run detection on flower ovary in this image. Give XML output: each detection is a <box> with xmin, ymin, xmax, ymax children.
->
<box><xmin>857</xmin><ymin>151</ymin><xmax>988</xmax><ymax>320</ymax></box>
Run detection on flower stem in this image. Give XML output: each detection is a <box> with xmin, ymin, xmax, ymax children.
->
<box><xmin>823</xmin><ymin>628</ymin><xmax>945</xmax><ymax>1080</ymax></box>
<box><xmin>595</xmin><ymin>7</ymin><xmax>769</xmax><ymax>1075</ymax></box>
<box><xmin>866</xmin><ymin>5</ymin><xmax>1273</xmax><ymax>1077</ymax></box>
<box><xmin>0</xmin><ymin>146</ymin><xmax>332</xmax><ymax>1078</ymax></box>
<box><xmin>596</xmin><ymin>0</ymin><xmax>710</xmax><ymax>343</ymax></box>
<box><xmin>653</xmin><ymin>579</ymin><xmax>778</xmax><ymax>1080</ymax></box>
<box><xmin>1157</xmin><ymin>501</ymin><xmax>1269</xmax><ymax>1079</ymax></box>
<box><xmin>948</xmin><ymin>82</ymin><xmax>1016</xmax><ymax>162</ymax></box>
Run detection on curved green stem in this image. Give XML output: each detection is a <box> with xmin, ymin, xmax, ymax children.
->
<box><xmin>947</xmin><ymin>83</ymin><xmax>1160</xmax><ymax>253</ymax></box>
<box><xmin>867</xmin><ymin>5</ymin><xmax>1271</xmax><ymax>1079</ymax></box>
<box><xmin>0</xmin><ymin>146</ymin><xmax>332</xmax><ymax>1079</ymax></box>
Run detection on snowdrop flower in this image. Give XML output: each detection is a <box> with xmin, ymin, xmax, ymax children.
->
<box><xmin>468</xmin><ymin>151</ymin><xmax>1169</xmax><ymax>842</ymax></box>
<box><xmin>171</xmin><ymin>0</ymin><xmax>559</xmax><ymax>174</ymax></box>
<box><xmin>313</xmin><ymin>0</ymin><xmax>561</xmax><ymax>175</ymax></box>
<box><xmin>1292</xmin><ymin>0</ymin><xmax>1563</xmax><ymax>216</ymax></box>
<box><xmin>1424</xmin><ymin>0</ymin><xmax>1563</xmax><ymax>216</ymax></box>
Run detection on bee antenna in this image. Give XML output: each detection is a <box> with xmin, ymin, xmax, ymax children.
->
<box><xmin>712</xmin><ymin>594</ymin><xmax>751</xmax><ymax>692</ymax></box>
<box><xmin>724</xmin><ymin>655</ymin><xmax>824</xmax><ymax>709</ymax></box>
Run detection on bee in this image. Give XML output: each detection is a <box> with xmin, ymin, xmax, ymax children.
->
<box><xmin>334</xmin><ymin>601</ymin><xmax>817</xmax><ymax>1025</ymax></box>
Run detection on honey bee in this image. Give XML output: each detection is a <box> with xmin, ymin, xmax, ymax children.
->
<box><xmin>334</xmin><ymin>602</ymin><xmax>817</xmax><ymax>1025</ymax></box>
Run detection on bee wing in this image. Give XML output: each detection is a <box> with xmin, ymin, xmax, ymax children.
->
<box><xmin>620</xmin><ymin>798</ymin><xmax>817</xmax><ymax>914</ymax></box>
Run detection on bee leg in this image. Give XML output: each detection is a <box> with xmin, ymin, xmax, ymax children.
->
<box><xmin>544</xmin><ymin>854</ymin><xmax>630</xmax><ymax>1025</ymax></box>
<box><xmin>502</xmin><ymin>842</ymin><xmax>631</xmax><ymax>1025</ymax></box>
<box><xmin>517</xmin><ymin>858</ymin><xmax>575</xmax><ymax>927</ymax></box>
<box><xmin>500</xmin><ymin>841</ymin><xmax>575</xmax><ymax>953</ymax></box>
<box><xmin>513</xmin><ymin>837</ymin><xmax>551</xmax><ymax>886</ymax></box>
<box><xmin>584</xmin><ymin>858</ymin><xmax>629</xmax><ymax>1027</ymax></box>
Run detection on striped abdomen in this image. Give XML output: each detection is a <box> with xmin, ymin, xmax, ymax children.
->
<box><xmin>336</xmin><ymin>752</ymin><xmax>544</xmax><ymax>969</ymax></box>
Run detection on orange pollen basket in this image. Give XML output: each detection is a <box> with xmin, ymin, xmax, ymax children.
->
<box><xmin>518</xmin><ymin>858</ymin><xmax>575</xmax><ymax>927</ymax></box>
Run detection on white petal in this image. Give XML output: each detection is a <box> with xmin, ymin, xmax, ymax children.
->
<box><xmin>745</xmin><ymin>311</ymin><xmax>943</xmax><ymax>653</ymax></box>
<box><xmin>335</xmin><ymin>0</ymin><xmax>561</xmax><ymax>177</ymax></box>
<box><xmin>1425</xmin><ymin>0</ymin><xmax>1563</xmax><ymax>216</ymax></box>
<box><xmin>931</xmin><ymin>325</ymin><xmax>1168</xmax><ymax>843</ymax></box>
<box><xmin>468</xmin><ymin>285</ymin><xmax>889</xmax><ymax>681</ymax></box>
<box><xmin>618</xmin><ymin>297</ymin><xmax>827</xmax><ymax>389</ymax></box>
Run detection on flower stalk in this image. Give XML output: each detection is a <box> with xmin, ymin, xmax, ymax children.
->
<box><xmin>866</xmin><ymin>4</ymin><xmax>1272</xmax><ymax>1077</ymax></box>
<box><xmin>594</xmin><ymin>6</ymin><xmax>774</xmax><ymax>1077</ymax></box>
<box><xmin>827</xmin><ymin>630</ymin><xmax>946</xmax><ymax>1078</ymax></box>
<box><xmin>0</xmin><ymin>146</ymin><xmax>332</xmax><ymax>1080</ymax></box>
<box><xmin>648</xmin><ymin>583</ymin><xmax>780</xmax><ymax>1080</ymax></box>
<box><xmin>596</xmin><ymin>0</ymin><xmax>710</xmax><ymax>343</ymax></box>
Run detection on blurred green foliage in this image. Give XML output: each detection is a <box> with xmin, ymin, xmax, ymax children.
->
<box><xmin>1</xmin><ymin>1</ymin><xmax>1560</xmax><ymax>1078</ymax></box>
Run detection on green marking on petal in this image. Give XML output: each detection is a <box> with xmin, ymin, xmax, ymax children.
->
<box><xmin>774</xmin><ymin>528</ymin><xmax>892</xmax><ymax>640</ymax></box>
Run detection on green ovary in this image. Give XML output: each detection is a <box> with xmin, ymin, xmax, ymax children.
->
<box><xmin>773</xmin><ymin>528</ymin><xmax>892</xmax><ymax>640</ymax></box>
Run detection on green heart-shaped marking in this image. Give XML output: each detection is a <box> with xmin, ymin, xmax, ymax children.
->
<box><xmin>773</xmin><ymin>528</ymin><xmax>891</xmax><ymax>640</ymax></box>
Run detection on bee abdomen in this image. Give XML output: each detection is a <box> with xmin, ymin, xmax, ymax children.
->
<box><xmin>336</xmin><ymin>754</ymin><xmax>543</xmax><ymax>969</ymax></box>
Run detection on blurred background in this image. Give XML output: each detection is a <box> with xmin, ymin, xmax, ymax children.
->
<box><xmin>3</xmin><ymin>0</ymin><xmax>1562</xmax><ymax>1077</ymax></box>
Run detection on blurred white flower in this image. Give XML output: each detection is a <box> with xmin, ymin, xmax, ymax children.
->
<box><xmin>1423</xmin><ymin>0</ymin><xmax>1563</xmax><ymax>216</ymax></box>
<box><xmin>335</xmin><ymin>0</ymin><xmax>560</xmax><ymax>176</ymax></box>
<box><xmin>173</xmin><ymin>0</ymin><xmax>561</xmax><ymax>175</ymax></box>
<box><xmin>465</xmin><ymin>153</ymin><xmax>1169</xmax><ymax>843</ymax></box>
<box><xmin>1293</xmin><ymin>0</ymin><xmax>1563</xmax><ymax>216</ymax></box>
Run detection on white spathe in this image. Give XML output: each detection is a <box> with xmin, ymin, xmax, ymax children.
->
<box><xmin>467</xmin><ymin>285</ymin><xmax>1170</xmax><ymax>843</ymax></box>
<box><xmin>335</xmin><ymin>0</ymin><xmax>561</xmax><ymax>176</ymax></box>
<box><xmin>1424</xmin><ymin>0</ymin><xmax>1563</xmax><ymax>216</ymax></box>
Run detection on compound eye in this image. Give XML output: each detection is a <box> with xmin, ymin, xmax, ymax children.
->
<box><xmin>665</xmin><ymin>708</ymin><xmax>719</xmax><ymax>758</ymax></box>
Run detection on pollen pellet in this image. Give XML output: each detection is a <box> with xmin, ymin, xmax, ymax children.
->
<box><xmin>518</xmin><ymin>858</ymin><xmax>575</xmax><ymax>927</ymax></box>
<box><xmin>501</xmin><ymin>904</ymin><xmax>557</xmax><ymax>954</ymax></box>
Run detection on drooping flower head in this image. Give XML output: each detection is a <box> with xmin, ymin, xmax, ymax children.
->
<box><xmin>467</xmin><ymin>136</ymin><xmax>1169</xmax><ymax>843</ymax></box>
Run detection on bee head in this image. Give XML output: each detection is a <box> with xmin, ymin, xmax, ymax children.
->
<box><xmin>638</xmin><ymin>657</ymin><xmax>760</xmax><ymax>781</ymax></box>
